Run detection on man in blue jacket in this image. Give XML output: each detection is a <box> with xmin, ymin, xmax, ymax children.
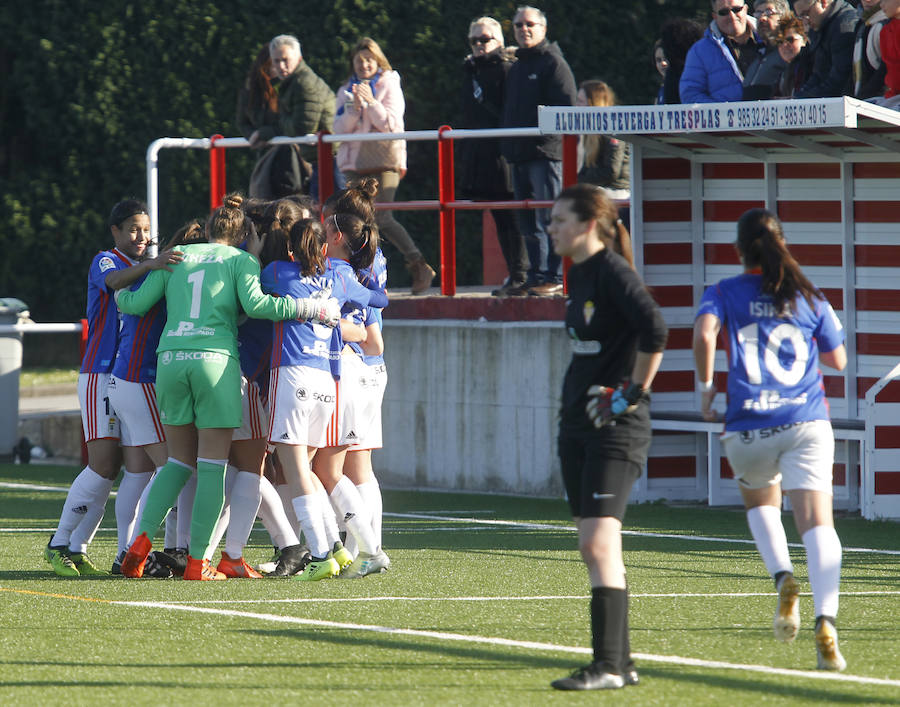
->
<box><xmin>792</xmin><ymin>0</ymin><xmax>857</xmax><ymax>98</ymax></box>
<box><xmin>680</xmin><ymin>1</ymin><xmax>764</xmax><ymax>103</ymax></box>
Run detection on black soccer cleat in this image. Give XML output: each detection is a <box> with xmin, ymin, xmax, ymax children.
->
<box><xmin>267</xmin><ymin>544</ymin><xmax>311</xmax><ymax>577</ymax></box>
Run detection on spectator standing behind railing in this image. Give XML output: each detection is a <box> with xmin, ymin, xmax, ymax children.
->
<box><xmin>743</xmin><ymin>0</ymin><xmax>791</xmax><ymax>99</ymax></box>
<box><xmin>853</xmin><ymin>0</ymin><xmax>890</xmax><ymax>99</ymax></box>
<box><xmin>680</xmin><ymin>1</ymin><xmax>763</xmax><ymax>103</ymax></box>
<box><xmin>500</xmin><ymin>5</ymin><xmax>576</xmax><ymax>297</ymax></box>
<box><xmin>659</xmin><ymin>18</ymin><xmax>705</xmax><ymax>104</ymax></box>
<box><xmin>792</xmin><ymin>0</ymin><xmax>858</xmax><ymax>98</ymax></box>
<box><xmin>875</xmin><ymin>0</ymin><xmax>900</xmax><ymax>104</ymax></box>
<box><xmin>575</xmin><ymin>81</ymin><xmax>630</xmax><ymax>201</ymax></box>
<box><xmin>775</xmin><ymin>15</ymin><xmax>813</xmax><ymax>97</ymax></box>
<box><xmin>652</xmin><ymin>40</ymin><xmax>668</xmax><ymax>104</ymax></box>
<box><xmin>237</xmin><ymin>45</ymin><xmax>278</xmax><ymax>148</ymax></box>
<box><xmin>333</xmin><ymin>37</ymin><xmax>436</xmax><ymax>295</ymax></box>
<box><xmin>457</xmin><ymin>17</ymin><xmax>529</xmax><ymax>297</ymax></box>
<box><xmin>249</xmin><ymin>35</ymin><xmax>343</xmax><ymax>202</ymax></box>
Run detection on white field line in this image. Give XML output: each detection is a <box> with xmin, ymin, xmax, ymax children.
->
<box><xmin>160</xmin><ymin>590</ymin><xmax>900</xmax><ymax>605</ymax></box>
<box><xmin>4</xmin><ymin>481</ymin><xmax>899</xmax><ymax>556</ymax></box>
<box><xmin>101</xmin><ymin>598</ymin><xmax>900</xmax><ymax>688</ymax></box>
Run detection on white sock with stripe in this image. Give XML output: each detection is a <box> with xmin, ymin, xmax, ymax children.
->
<box><xmin>330</xmin><ymin>476</ymin><xmax>377</xmax><ymax>555</ymax></box>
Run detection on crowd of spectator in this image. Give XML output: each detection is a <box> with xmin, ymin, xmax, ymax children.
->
<box><xmin>234</xmin><ymin>1</ymin><xmax>900</xmax><ymax>297</ymax></box>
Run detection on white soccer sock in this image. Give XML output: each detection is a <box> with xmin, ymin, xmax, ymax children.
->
<box><xmin>257</xmin><ymin>476</ymin><xmax>299</xmax><ymax>549</ymax></box>
<box><xmin>67</xmin><ymin>473</ymin><xmax>115</xmax><ymax>554</ymax></box>
<box><xmin>176</xmin><ymin>472</ymin><xmax>197</xmax><ymax>550</ymax></box>
<box><xmin>50</xmin><ymin>466</ymin><xmax>101</xmax><ymax>547</ymax></box>
<box><xmin>318</xmin><ymin>487</ymin><xmax>340</xmax><ymax>548</ymax></box>
<box><xmin>746</xmin><ymin>505</ymin><xmax>793</xmax><ymax>578</ymax></box>
<box><xmin>277</xmin><ymin>483</ymin><xmax>300</xmax><ymax>536</ymax></box>
<box><xmin>115</xmin><ymin>470</ymin><xmax>152</xmax><ymax>554</ymax></box>
<box><xmin>206</xmin><ymin>465</ymin><xmax>239</xmax><ymax>557</ymax></box>
<box><xmin>225</xmin><ymin>471</ymin><xmax>262</xmax><ymax>558</ymax></box>
<box><xmin>803</xmin><ymin>525</ymin><xmax>842</xmax><ymax>618</ymax></box>
<box><xmin>292</xmin><ymin>493</ymin><xmax>329</xmax><ymax>558</ymax></box>
<box><xmin>164</xmin><ymin>507</ymin><xmax>177</xmax><ymax>548</ymax></box>
<box><xmin>356</xmin><ymin>478</ymin><xmax>384</xmax><ymax>549</ymax></box>
<box><xmin>330</xmin><ymin>476</ymin><xmax>377</xmax><ymax>555</ymax></box>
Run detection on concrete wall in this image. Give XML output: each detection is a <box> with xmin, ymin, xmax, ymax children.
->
<box><xmin>374</xmin><ymin>319</ymin><xmax>570</xmax><ymax>496</ymax></box>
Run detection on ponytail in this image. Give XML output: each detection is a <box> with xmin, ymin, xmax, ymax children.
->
<box><xmin>333</xmin><ymin>212</ymin><xmax>378</xmax><ymax>272</ymax></box>
<box><xmin>288</xmin><ymin>219</ymin><xmax>327</xmax><ymax>277</ymax></box>
<box><xmin>737</xmin><ymin>208</ymin><xmax>821</xmax><ymax>314</ymax></box>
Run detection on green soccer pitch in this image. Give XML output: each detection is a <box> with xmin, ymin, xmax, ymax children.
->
<box><xmin>1</xmin><ymin>463</ymin><xmax>898</xmax><ymax>705</ymax></box>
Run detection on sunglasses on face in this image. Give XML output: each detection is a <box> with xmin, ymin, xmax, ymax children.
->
<box><xmin>717</xmin><ymin>5</ymin><xmax>746</xmax><ymax>16</ymax></box>
<box><xmin>755</xmin><ymin>8</ymin><xmax>778</xmax><ymax>17</ymax></box>
<box><xmin>469</xmin><ymin>36</ymin><xmax>494</xmax><ymax>45</ymax></box>
<box><xmin>514</xmin><ymin>21</ymin><xmax>542</xmax><ymax>28</ymax></box>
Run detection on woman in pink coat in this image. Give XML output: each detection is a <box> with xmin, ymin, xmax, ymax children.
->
<box><xmin>333</xmin><ymin>37</ymin><xmax>435</xmax><ymax>294</ymax></box>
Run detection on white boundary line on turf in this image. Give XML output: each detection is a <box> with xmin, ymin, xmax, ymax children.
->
<box><xmin>384</xmin><ymin>512</ymin><xmax>900</xmax><ymax>556</ymax></box>
<box><xmin>103</xmin><ymin>598</ymin><xmax>900</xmax><ymax>689</ymax></box>
<box><xmin>157</xmin><ymin>590</ymin><xmax>900</xmax><ymax>604</ymax></box>
<box><xmin>3</xmin><ymin>481</ymin><xmax>899</xmax><ymax>556</ymax></box>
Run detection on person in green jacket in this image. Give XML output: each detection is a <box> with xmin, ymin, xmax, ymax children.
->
<box><xmin>115</xmin><ymin>194</ymin><xmax>340</xmax><ymax>580</ymax></box>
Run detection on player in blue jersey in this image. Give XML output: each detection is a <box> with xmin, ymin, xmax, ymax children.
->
<box><xmin>262</xmin><ymin>216</ymin><xmax>388</xmax><ymax>580</ymax></box>
<box><xmin>43</xmin><ymin>199</ymin><xmax>183</xmax><ymax>577</ymax></box>
<box><xmin>693</xmin><ymin>208</ymin><xmax>848</xmax><ymax>671</ymax></box>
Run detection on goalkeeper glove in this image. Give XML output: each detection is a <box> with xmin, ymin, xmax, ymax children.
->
<box><xmin>586</xmin><ymin>380</ymin><xmax>645</xmax><ymax>428</ymax></box>
<box><xmin>295</xmin><ymin>295</ymin><xmax>341</xmax><ymax>327</ymax></box>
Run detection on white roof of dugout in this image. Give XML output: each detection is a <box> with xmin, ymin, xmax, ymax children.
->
<box><xmin>538</xmin><ymin>97</ymin><xmax>900</xmax><ymax>163</ymax></box>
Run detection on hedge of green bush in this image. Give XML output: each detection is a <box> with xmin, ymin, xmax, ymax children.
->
<box><xmin>0</xmin><ymin>0</ymin><xmax>707</xmax><ymax>322</ymax></box>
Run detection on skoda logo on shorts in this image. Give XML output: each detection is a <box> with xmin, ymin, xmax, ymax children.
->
<box><xmin>161</xmin><ymin>351</ymin><xmax>173</xmax><ymax>365</ymax></box>
<box><xmin>296</xmin><ymin>387</ymin><xmax>308</xmax><ymax>401</ymax></box>
<box><xmin>740</xmin><ymin>430</ymin><xmax>754</xmax><ymax>444</ymax></box>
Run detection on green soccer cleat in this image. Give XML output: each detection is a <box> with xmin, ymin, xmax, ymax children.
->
<box><xmin>340</xmin><ymin>549</ymin><xmax>390</xmax><ymax>579</ymax></box>
<box><xmin>69</xmin><ymin>551</ymin><xmax>109</xmax><ymax>576</ymax></box>
<box><xmin>332</xmin><ymin>541</ymin><xmax>353</xmax><ymax>571</ymax></box>
<box><xmin>43</xmin><ymin>542</ymin><xmax>80</xmax><ymax>577</ymax></box>
<box><xmin>293</xmin><ymin>553</ymin><xmax>340</xmax><ymax>581</ymax></box>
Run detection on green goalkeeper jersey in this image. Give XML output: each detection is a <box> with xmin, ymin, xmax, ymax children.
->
<box><xmin>116</xmin><ymin>242</ymin><xmax>296</xmax><ymax>360</ymax></box>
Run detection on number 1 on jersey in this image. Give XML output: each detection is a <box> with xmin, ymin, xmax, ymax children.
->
<box><xmin>187</xmin><ymin>270</ymin><xmax>205</xmax><ymax>319</ymax></box>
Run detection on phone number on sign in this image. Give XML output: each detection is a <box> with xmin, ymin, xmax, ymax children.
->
<box><xmin>727</xmin><ymin>103</ymin><xmax>829</xmax><ymax>130</ymax></box>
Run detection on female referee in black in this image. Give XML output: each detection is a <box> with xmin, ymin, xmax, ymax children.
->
<box><xmin>548</xmin><ymin>183</ymin><xmax>667</xmax><ymax>690</ymax></box>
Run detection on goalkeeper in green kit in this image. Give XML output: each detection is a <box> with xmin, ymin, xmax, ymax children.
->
<box><xmin>114</xmin><ymin>194</ymin><xmax>340</xmax><ymax>580</ymax></box>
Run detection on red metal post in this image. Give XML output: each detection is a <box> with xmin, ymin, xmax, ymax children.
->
<box><xmin>437</xmin><ymin>125</ymin><xmax>456</xmax><ymax>296</ymax></box>
<box><xmin>209</xmin><ymin>134</ymin><xmax>226</xmax><ymax>210</ymax></box>
<box><xmin>80</xmin><ymin>318</ymin><xmax>88</xmax><ymax>466</ymax></box>
<box><xmin>317</xmin><ymin>131</ymin><xmax>334</xmax><ymax>206</ymax></box>
<box><xmin>561</xmin><ymin>133</ymin><xmax>579</xmax><ymax>291</ymax></box>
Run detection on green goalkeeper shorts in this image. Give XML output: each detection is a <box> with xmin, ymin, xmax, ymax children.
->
<box><xmin>155</xmin><ymin>350</ymin><xmax>242</xmax><ymax>428</ymax></box>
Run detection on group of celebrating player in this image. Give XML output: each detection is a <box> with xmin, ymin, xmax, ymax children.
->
<box><xmin>43</xmin><ymin>179</ymin><xmax>390</xmax><ymax>582</ymax></box>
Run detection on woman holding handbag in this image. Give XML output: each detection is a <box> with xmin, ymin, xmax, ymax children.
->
<box><xmin>333</xmin><ymin>37</ymin><xmax>435</xmax><ymax>295</ymax></box>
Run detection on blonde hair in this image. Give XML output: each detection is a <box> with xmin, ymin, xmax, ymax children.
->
<box><xmin>580</xmin><ymin>80</ymin><xmax>617</xmax><ymax>168</ymax></box>
<box><xmin>468</xmin><ymin>17</ymin><xmax>504</xmax><ymax>46</ymax></box>
<box><xmin>350</xmin><ymin>37</ymin><xmax>392</xmax><ymax>77</ymax></box>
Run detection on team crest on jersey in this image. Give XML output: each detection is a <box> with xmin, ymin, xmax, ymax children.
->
<box><xmin>98</xmin><ymin>256</ymin><xmax>116</xmax><ymax>272</ymax></box>
<box><xmin>161</xmin><ymin>351</ymin><xmax>173</xmax><ymax>365</ymax></box>
<box><xmin>583</xmin><ymin>300</ymin><xmax>595</xmax><ymax>324</ymax></box>
<box><xmin>296</xmin><ymin>387</ymin><xmax>308</xmax><ymax>401</ymax></box>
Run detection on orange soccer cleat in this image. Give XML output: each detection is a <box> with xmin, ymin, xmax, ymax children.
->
<box><xmin>183</xmin><ymin>555</ymin><xmax>227</xmax><ymax>581</ymax></box>
<box><xmin>216</xmin><ymin>553</ymin><xmax>263</xmax><ymax>578</ymax></box>
<box><xmin>120</xmin><ymin>532</ymin><xmax>152</xmax><ymax>578</ymax></box>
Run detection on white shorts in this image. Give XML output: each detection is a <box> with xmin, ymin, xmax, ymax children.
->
<box><xmin>78</xmin><ymin>372</ymin><xmax>119</xmax><ymax>442</ymax></box>
<box><xmin>268</xmin><ymin>365</ymin><xmax>337</xmax><ymax>448</ymax></box>
<box><xmin>233</xmin><ymin>377</ymin><xmax>268</xmax><ymax>441</ymax></box>
<box><xmin>721</xmin><ymin>419</ymin><xmax>835</xmax><ymax>493</ymax></box>
<box><xmin>341</xmin><ymin>355</ymin><xmax>387</xmax><ymax>449</ymax></box>
<box><xmin>107</xmin><ymin>376</ymin><xmax>165</xmax><ymax>447</ymax></box>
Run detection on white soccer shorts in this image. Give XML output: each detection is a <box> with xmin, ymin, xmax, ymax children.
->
<box><xmin>721</xmin><ymin>419</ymin><xmax>835</xmax><ymax>493</ymax></box>
<box><xmin>107</xmin><ymin>376</ymin><xmax>165</xmax><ymax>447</ymax></box>
<box><xmin>78</xmin><ymin>372</ymin><xmax>120</xmax><ymax>442</ymax></box>
<box><xmin>341</xmin><ymin>355</ymin><xmax>387</xmax><ymax>450</ymax></box>
<box><xmin>268</xmin><ymin>365</ymin><xmax>337</xmax><ymax>448</ymax></box>
<box><xmin>233</xmin><ymin>377</ymin><xmax>268</xmax><ymax>442</ymax></box>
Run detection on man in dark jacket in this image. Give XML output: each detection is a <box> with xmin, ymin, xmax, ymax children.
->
<box><xmin>792</xmin><ymin>0</ymin><xmax>858</xmax><ymax>97</ymax></box>
<box><xmin>500</xmin><ymin>6</ymin><xmax>576</xmax><ymax>296</ymax></box>
<box><xmin>255</xmin><ymin>34</ymin><xmax>342</xmax><ymax>200</ymax></box>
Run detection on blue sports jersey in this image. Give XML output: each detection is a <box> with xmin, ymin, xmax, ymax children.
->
<box><xmin>111</xmin><ymin>273</ymin><xmax>166</xmax><ymax>383</ymax></box>
<box><xmin>237</xmin><ymin>317</ymin><xmax>273</xmax><ymax>387</ymax></box>
<box><xmin>349</xmin><ymin>248</ymin><xmax>387</xmax><ymax>367</ymax></box>
<box><xmin>80</xmin><ymin>248</ymin><xmax>135</xmax><ymax>373</ymax></box>
<box><xmin>696</xmin><ymin>273</ymin><xmax>845</xmax><ymax>431</ymax></box>
<box><xmin>261</xmin><ymin>258</ymin><xmax>385</xmax><ymax>377</ymax></box>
